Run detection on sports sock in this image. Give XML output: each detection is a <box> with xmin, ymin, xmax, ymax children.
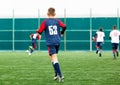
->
<box><xmin>30</xmin><ymin>49</ymin><xmax>33</xmax><ymax>53</ymax></box>
<box><xmin>116</xmin><ymin>51</ymin><xmax>119</xmax><ymax>56</ymax></box>
<box><xmin>113</xmin><ymin>52</ymin><xmax>116</xmax><ymax>59</ymax></box>
<box><xmin>96</xmin><ymin>46</ymin><xmax>99</xmax><ymax>54</ymax></box>
<box><xmin>54</xmin><ymin>63</ymin><xmax>62</xmax><ymax>78</ymax></box>
<box><xmin>29</xmin><ymin>46</ymin><xmax>33</xmax><ymax>53</ymax></box>
<box><xmin>99</xmin><ymin>49</ymin><xmax>102</xmax><ymax>56</ymax></box>
<box><xmin>52</xmin><ymin>62</ymin><xmax>57</xmax><ymax>76</ymax></box>
<box><xmin>112</xmin><ymin>50</ymin><xmax>116</xmax><ymax>58</ymax></box>
<box><xmin>99</xmin><ymin>49</ymin><xmax>102</xmax><ymax>53</ymax></box>
<box><xmin>96</xmin><ymin>50</ymin><xmax>99</xmax><ymax>54</ymax></box>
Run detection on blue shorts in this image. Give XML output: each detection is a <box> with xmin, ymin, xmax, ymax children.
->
<box><xmin>112</xmin><ymin>43</ymin><xmax>118</xmax><ymax>50</ymax></box>
<box><xmin>96</xmin><ymin>42</ymin><xmax>103</xmax><ymax>49</ymax></box>
<box><xmin>32</xmin><ymin>39</ymin><xmax>37</xmax><ymax>48</ymax></box>
<box><xmin>48</xmin><ymin>45</ymin><xmax>59</xmax><ymax>56</ymax></box>
<box><xmin>32</xmin><ymin>42</ymin><xmax>36</xmax><ymax>48</ymax></box>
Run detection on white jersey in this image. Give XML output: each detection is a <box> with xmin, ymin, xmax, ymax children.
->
<box><xmin>31</xmin><ymin>33</ymin><xmax>40</xmax><ymax>40</ymax></box>
<box><xmin>96</xmin><ymin>31</ymin><xmax>105</xmax><ymax>42</ymax></box>
<box><xmin>109</xmin><ymin>30</ymin><xmax>120</xmax><ymax>43</ymax></box>
<box><xmin>33</xmin><ymin>34</ymin><xmax>38</xmax><ymax>39</ymax></box>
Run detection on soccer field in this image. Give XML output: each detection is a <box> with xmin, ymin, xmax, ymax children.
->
<box><xmin>0</xmin><ymin>51</ymin><xmax>120</xmax><ymax>85</ymax></box>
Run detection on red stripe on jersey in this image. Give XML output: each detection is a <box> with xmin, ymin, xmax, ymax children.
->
<box><xmin>57</xmin><ymin>19</ymin><xmax>66</xmax><ymax>28</ymax></box>
<box><xmin>37</xmin><ymin>20</ymin><xmax>47</xmax><ymax>34</ymax></box>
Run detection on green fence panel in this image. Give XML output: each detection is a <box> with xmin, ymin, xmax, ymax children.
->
<box><xmin>0</xmin><ymin>18</ymin><xmax>119</xmax><ymax>51</ymax></box>
<box><xmin>92</xmin><ymin>18</ymin><xmax>117</xmax><ymax>51</ymax></box>
<box><xmin>92</xmin><ymin>18</ymin><xmax>117</xmax><ymax>30</ymax></box>
<box><xmin>0</xmin><ymin>42</ymin><xmax>12</xmax><ymax>50</ymax></box>
<box><xmin>66</xmin><ymin>18</ymin><xmax>90</xmax><ymax>30</ymax></box>
<box><xmin>15</xmin><ymin>41</ymin><xmax>31</xmax><ymax>50</ymax></box>
<box><xmin>15</xmin><ymin>18</ymin><xmax>38</xmax><ymax>30</ymax></box>
<box><xmin>0</xmin><ymin>19</ymin><xmax>12</xmax><ymax>30</ymax></box>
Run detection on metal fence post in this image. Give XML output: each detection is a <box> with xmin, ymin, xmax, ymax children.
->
<box><xmin>90</xmin><ymin>8</ymin><xmax>92</xmax><ymax>52</ymax></box>
<box><xmin>12</xmin><ymin>9</ymin><xmax>15</xmax><ymax>51</ymax></box>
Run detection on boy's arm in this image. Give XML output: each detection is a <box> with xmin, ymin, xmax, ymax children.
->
<box><xmin>92</xmin><ymin>33</ymin><xmax>97</xmax><ymax>39</ymax></box>
<box><xmin>37</xmin><ymin>34</ymin><xmax>41</xmax><ymax>40</ymax></box>
<box><xmin>109</xmin><ymin>36</ymin><xmax>111</xmax><ymax>40</ymax></box>
<box><xmin>37</xmin><ymin>20</ymin><xmax>46</xmax><ymax>35</ymax></box>
<box><xmin>109</xmin><ymin>32</ymin><xmax>112</xmax><ymax>40</ymax></box>
<box><xmin>58</xmin><ymin>20</ymin><xmax>66</xmax><ymax>35</ymax></box>
<box><xmin>30</xmin><ymin>34</ymin><xmax>33</xmax><ymax>40</ymax></box>
<box><xmin>92</xmin><ymin>33</ymin><xmax>97</xmax><ymax>42</ymax></box>
<box><xmin>61</xmin><ymin>26</ymin><xmax>66</xmax><ymax>36</ymax></box>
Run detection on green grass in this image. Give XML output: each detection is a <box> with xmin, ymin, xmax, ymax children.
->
<box><xmin>0</xmin><ymin>51</ymin><xmax>120</xmax><ymax>85</ymax></box>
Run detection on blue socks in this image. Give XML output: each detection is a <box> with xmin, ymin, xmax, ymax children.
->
<box><xmin>53</xmin><ymin>63</ymin><xmax>62</xmax><ymax>78</ymax></box>
<box><xmin>30</xmin><ymin>49</ymin><xmax>33</xmax><ymax>53</ymax></box>
<box><xmin>52</xmin><ymin>62</ymin><xmax>57</xmax><ymax>76</ymax></box>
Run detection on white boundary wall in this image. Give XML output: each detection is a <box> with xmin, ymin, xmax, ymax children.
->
<box><xmin>0</xmin><ymin>0</ymin><xmax>119</xmax><ymax>18</ymax></box>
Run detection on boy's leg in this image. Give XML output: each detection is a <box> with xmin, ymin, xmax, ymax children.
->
<box><xmin>29</xmin><ymin>43</ymin><xmax>36</xmax><ymax>55</ymax></box>
<box><xmin>51</xmin><ymin>54</ymin><xmax>62</xmax><ymax>77</ymax></box>
<box><xmin>51</xmin><ymin>54</ymin><xmax>64</xmax><ymax>82</ymax></box>
<box><xmin>48</xmin><ymin>45</ymin><xmax>63</xmax><ymax>82</ymax></box>
<box><xmin>112</xmin><ymin>43</ymin><xmax>116</xmax><ymax>59</ymax></box>
<box><xmin>51</xmin><ymin>61</ymin><xmax>58</xmax><ymax>80</ymax></box>
<box><xmin>99</xmin><ymin>49</ymin><xmax>102</xmax><ymax>57</ymax></box>
<box><xmin>115</xmin><ymin>44</ymin><xmax>119</xmax><ymax>57</ymax></box>
<box><xmin>99</xmin><ymin>42</ymin><xmax>103</xmax><ymax>57</ymax></box>
<box><xmin>116</xmin><ymin>50</ymin><xmax>119</xmax><ymax>57</ymax></box>
<box><xmin>113</xmin><ymin>50</ymin><xmax>116</xmax><ymax>59</ymax></box>
<box><xmin>48</xmin><ymin>46</ymin><xmax>58</xmax><ymax>78</ymax></box>
<box><xmin>29</xmin><ymin>46</ymin><xmax>34</xmax><ymax>55</ymax></box>
<box><xmin>96</xmin><ymin>42</ymin><xmax>99</xmax><ymax>54</ymax></box>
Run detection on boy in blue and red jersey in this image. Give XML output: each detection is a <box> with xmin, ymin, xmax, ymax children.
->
<box><xmin>28</xmin><ymin>33</ymin><xmax>40</xmax><ymax>56</ymax></box>
<box><xmin>37</xmin><ymin>7</ymin><xmax>66</xmax><ymax>82</ymax></box>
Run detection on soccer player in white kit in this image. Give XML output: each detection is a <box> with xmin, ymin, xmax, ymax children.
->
<box><xmin>109</xmin><ymin>25</ymin><xmax>120</xmax><ymax>59</ymax></box>
<box><xmin>93</xmin><ymin>27</ymin><xmax>105</xmax><ymax>57</ymax></box>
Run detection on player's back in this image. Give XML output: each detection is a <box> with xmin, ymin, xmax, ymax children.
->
<box><xmin>110</xmin><ymin>30</ymin><xmax>120</xmax><ymax>43</ymax></box>
<box><xmin>44</xmin><ymin>18</ymin><xmax>61</xmax><ymax>45</ymax></box>
<box><xmin>96</xmin><ymin>31</ymin><xmax>105</xmax><ymax>42</ymax></box>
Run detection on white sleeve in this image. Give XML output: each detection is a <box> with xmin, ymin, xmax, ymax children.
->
<box><xmin>109</xmin><ymin>31</ymin><xmax>112</xmax><ymax>37</ymax></box>
<box><xmin>103</xmin><ymin>32</ymin><xmax>105</xmax><ymax>37</ymax></box>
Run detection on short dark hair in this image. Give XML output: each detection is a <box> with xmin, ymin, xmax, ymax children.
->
<box><xmin>99</xmin><ymin>27</ymin><xmax>103</xmax><ymax>31</ymax></box>
<box><xmin>113</xmin><ymin>25</ymin><xmax>117</xmax><ymax>29</ymax></box>
<box><xmin>48</xmin><ymin>7</ymin><xmax>55</xmax><ymax>16</ymax></box>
